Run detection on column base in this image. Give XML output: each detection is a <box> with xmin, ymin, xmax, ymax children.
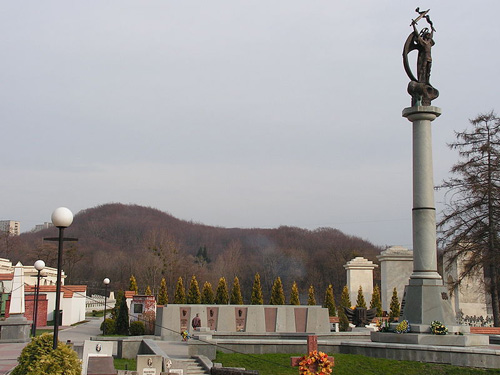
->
<box><xmin>402</xmin><ymin>283</ymin><xmax>456</xmax><ymax>326</ymax></box>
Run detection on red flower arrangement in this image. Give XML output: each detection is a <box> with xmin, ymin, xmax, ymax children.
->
<box><xmin>298</xmin><ymin>350</ymin><xmax>333</xmax><ymax>375</ymax></box>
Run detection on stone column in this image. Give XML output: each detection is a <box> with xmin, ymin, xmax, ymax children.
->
<box><xmin>377</xmin><ymin>246</ymin><xmax>413</xmax><ymax>312</ymax></box>
<box><xmin>402</xmin><ymin>106</ymin><xmax>455</xmax><ymax>328</ymax></box>
<box><xmin>344</xmin><ymin>257</ymin><xmax>378</xmax><ymax>305</ymax></box>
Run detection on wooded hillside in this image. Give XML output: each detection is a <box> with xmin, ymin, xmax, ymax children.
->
<box><xmin>5</xmin><ymin>203</ymin><xmax>382</xmax><ymax>304</ymax></box>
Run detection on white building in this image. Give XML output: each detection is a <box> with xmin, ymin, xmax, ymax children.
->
<box><xmin>0</xmin><ymin>221</ymin><xmax>20</xmax><ymax>236</ymax></box>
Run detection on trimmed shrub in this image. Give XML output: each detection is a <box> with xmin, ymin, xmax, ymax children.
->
<box><xmin>251</xmin><ymin>273</ymin><xmax>264</xmax><ymax>305</ymax></box>
<box><xmin>174</xmin><ymin>277</ymin><xmax>186</xmax><ymax>304</ymax></box>
<box><xmin>356</xmin><ymin>285</ymin><xmax>367</xmax><ymax>308</ymax></box>
<box><xmin>270</xmin><ymin>277</ymin><xmax>285</xmax><ymax>305</ymax></box>
<box><xmin>158</xmin><ymin>278</ymin><xmax>168</xmax><ymax>305</ymax></box>
<box><xmin>215</xmin><ymin>277</ymin><xmax>229</xmax><ymax>304</ymax></box>
<box><xmin>100</xmin><ymin>318</ymin><xmax>116</xmax><ymax>335</ymax></box>
<box><xmin>230</xmin><ymin>276</ymin><xmax>244</xmax><ymax>305</ymax></box>
<box><xmin>323</xmin><ymin>284</ymin><xmax>336</xmax><ymax>316</ymax></box>
<box><xmin>130</xmin><ymin>321</ymin><xmax>146</xmax><ymax>336</ymax></box>
<box><xmin>201</xmin><ymin>281</ymin><xmax>214</xmax><ymax>304</ymax></box>
<box><xmin>290</xmin><ymin>282</ymin><xmax>300</xmax><ymax>305</ymax></box>
<box><xmin>187</xmin><ymin>275</ymin><xmax>201</xmax><ymax>304</ymax></box>
<box><xmin>12</xmin><ymin>333</ymin><xmax>81</xmax><ymax>375</ymax></box>
<box><xmin>370</xmin><ymin>284</ymin><xmax>383</xmax><ymax>317</ymax></box>
<box><xmin>307</xmin><ymin>285</ymin><xmax>316</xmax><ymax>305</ymax></box>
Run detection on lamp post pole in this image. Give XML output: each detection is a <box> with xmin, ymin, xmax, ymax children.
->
<box><xmin>44</xmin><ymin>207</ymin><xmax>77</xmax><ymax>350</ymax></box>
<box><xmin>31</xmin><ymin>260</ymin><xmax>45</xmax><ymax>337</ymax></box>
<box><xmin>103</xmin><ymin>278</ymin><xmax>110</xmax><ymax>335</ymax></box>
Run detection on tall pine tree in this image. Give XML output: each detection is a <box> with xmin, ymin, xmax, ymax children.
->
<box><xmin>215</xmin><ymin>277</ymin><xmax>229</xmax><ymax>304</ymax></box>
<box><xmin>174</xmin><ymin>277</ymin><xmax>186</xmax><ymax>304</ymax></box>
<box><xmin>158</xmin><ymin>278</ymin><xmax>168</xmax><ymax>305</ymax></box>
<box><xmin>201</xmin><ymin>281</ymin><xmax>214</xmax><ymax>304</ymax></box>
<box><xmin>339</xmin><ymin>285</ymin><xmax>351</xmax><ymax>331</ymax></box>
<box><xmin>230</xmin><ymin>276</ymin><xmax>244</xmax><ymax>305</ymax></box>
<box><xmin>323</xmin><ymin>284</ymin><xmax>336</xmax><ymax>316</ymax></box>
<box><xmin>187</xmin><ymin>275</ymin><xmax>201</xmax><ymax>304</ymax></box>
<box><xmin>370</xmin><ymin>284</ymin><xmax>383</xmax><ymax>317</ymax></box>
<box><xmin>251</xmin><ymin>273</ymin><xmax>264</xmax><ymax>305</ymax></box>
<box><xmin>389</xmin><ymin>287</ymin><xmax>400</xmax><ymax>322</ymax></box>
<box><xmin>270</xmin><ymin>277</ymin><xmax>285</xmax><ymax>305</ymax></box>
<box><xmin>307</xmin><ymin>285</ymin><xmax>316</xmax><ymax>305</ymax></box>
<box><xmin>290</xmin><ymin>282</ymin><xmax>300</xmax><ymax>305</ymax></box>
<box><xmin>355</xmin><ymin>286</ymin><xmax>367</xmax><ymax>308</ymax></box>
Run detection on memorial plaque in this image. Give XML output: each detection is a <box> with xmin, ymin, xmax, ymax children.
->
<box><xmin>82</xmin><ymin>340</ymin><xmax>114</xmax><ymax>375</ymax></box>
<box><xmin>264</xmin><ymin>307</ymin><xmax>277</xmax><ymax>332</ymax></box>
<box><xmin>294</xmin><ymin>308</ymin><xmax>307</xmax><ymax>333</ymax></box>
<box><xmin>137</xmin><ymin>355</ymin><xmax>162</xmax><ymax>375</ymax></box>
<box><xmin>179</xmin><ymin>307</ymin><xmax>191</xmax><ymax>331</ymax></box>
<box><xmin>87</xmin><ymin>356</ymin><xmax>117</xmax><ymax>375</ymax></box>
<box><xmin>235</xmin><ymin>307</ymin><xmax>247</xmax><ymax>331</ymax></box>
<box><xmin>206</xmin><ymin>307</ymin><xmax>218</xmax><ymax>330</ymax></box>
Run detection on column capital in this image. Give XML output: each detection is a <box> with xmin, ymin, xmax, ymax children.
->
<box><xmin>402</xmin><ymin>106</ymin><xmax>442</xmax><ymax>122</ymax></box>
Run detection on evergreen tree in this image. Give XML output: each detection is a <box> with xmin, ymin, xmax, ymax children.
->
<box><xmin>251</xmin><ymin>273</ymin><xmax>264</xmax><ymax>305</ymax></box>
<box><xmin>290</xmin><ymin>281</ymin><xmax>300</xmax><ymax>305</ymax></box>
<box><xmin>389</xmin><ymin>287</ymin><xmax>400</xmax><ymax>322</ymax></box>
<box><xmin>187</xmin><ymin>275</ymin><xmax>201</xmax><ymax>304</ymax></box>
<box><xmin>307</xmin><ymin>285</ymin><xmax>316</xmax><ymax>305</ymax></box>
<box><xmin>111</xmin><ymin>290</ymin><xmax>124</xmax><ymax>320</ymax></box>
<box><xmin>145</xmin><ymin>285</ymin><xmax>152</xmax><ymax>296</ymax></box>
<box><xmin>270</xmin><ymin>277</ymin><xmax>285</xmax><ymax>305</ymax></box>
<box><xmin>129</xmin><ymin>275</ymin><xmax>138</xmax><ymax>294</ymax></box>
<box><xmin>355</xmin><ymin>285</ymin><xmax>367</xmax><ymax>308</ymax></box>
<box><xmin>158</xmin><ymin>278</ymin><xmax>168</xmax><ymax>305</ymax></box>
<box><xmin>215</xmin><ymin>277</ymin><xmax>229</xmax><ymax>304</ymax></box>
<box><xmin>323</xmin><ymin>284</ymin><xmax>336</xmax><ymax>316</ymax></box>
<box><xmin>115</xmin><ymin>291</ymin><xmax>130</xmax><ymax>335</ymax></box>
<box><xmin>339</xmin><ymin>285</ymin><xmax>351</xmax><ymax>331</ymax></box>
<box><xmin>201</xmin><ymin>281</ymin><xmax>214</xmax><ymax>304</ymax></box>
<box><xmin>230</xmin><ymin>276</ymin><xmax>244</xmax><ymax>305</ymax></box>
<box><xmin>370</xmin><ymin>284</ymin><xmax>383</xmax><ymax>317</ymax></box>
<box><xmin>174</xmin><ymin>277</ymin><xmax>186</xmax><ymax>304</ymax></box>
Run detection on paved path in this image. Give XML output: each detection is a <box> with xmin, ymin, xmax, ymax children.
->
<box><xmin>0</xmin><ymin>317</ymin><xmax>103</xmax><ymax>375</ymax></box>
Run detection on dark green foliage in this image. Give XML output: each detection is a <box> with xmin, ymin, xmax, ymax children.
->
<box><xmin>115</xmin><ymin>292</ymin><xmax>130</xmax><ymax>335</ymax></box>
<box><xmin>215</xmin><ymin>277</ymin><xmax>229</xmax><ymax>304</ymax></box>
<box><xmin>100</xmin><ymin>318</ymin><xmax>116</xmax><ymax>335</ymax></box>
<box><xmin>195</xmin><ymin>245</ymin><xmax>211</xmax><ymax>265</ymax></box>
<box><xmin>251</xmin><ymin>273</ymin><xmax>264</xmax><ymax>305</ymax></box>
<box><xmin>339</xmin><ymin>285</ymin><xmax>352</xmax><ymax>331</ymax></box>
<box><xmin>158</xmin><ymin>278</ymin><xmax>168</xmax><ymax>305</ymax></box>
<box><xmin>230</xmin><ymin>276</ymin><xmax>244</xmax><ymax>304</ymax></box>
<box><xmin>111</xmin><ymin>290</ymin><xmax>124</xmax><ymax>320</ymax></box>
<box><xmin>356</xmin><ymin>285</ymin><xmax>367</xmax><ymax>308</ymax></box>
<box><xmin>12</xmin><ymin>333</ymin><xmax>81</xmax><ymax>375</ymax></box>
<box><xmin>389</xmin><ymin>287</ymin><xmax>400</xmax><ymax>322</ymax></box>
<box><xmin>290</xmin><ymin>282</ymin><xmax>300</xmax><ymax>305</ymax></box>
<box><xmin>130</xmin><ymin>321</ymin><xmax>146</xmax><ymax>336</ymax></box>
<box><xmin>174</xmin><ymin>277</ymin><xmax>186</xmax><ymax>304</ymax></box>
<box><xmin>270</xmin><ymin>277</ymin><xmax>285</xmax><ymax>305</ymax></box>
<box><xmin>144</xmin><ymin>285</ymin><xmax>152</xmax><ymax>296</ymax></box>
<box><xmin>323</xmin><ymin>284</ymin><xmax>336</xmax><ymax>316</ymax></box>
<box><xmin>370</xmin><ymin>284</ymin><xmax>383</xmax><ymax>317</ymax></box>
<box><xmin>187</xmin><ymin>275</ymin><xmax>201</xmax><ymax>304</ymax></box>
<box><xmin>201</xmin><ymin>281</ymin><xmax>214</xmax><ymax>304</ymax></box>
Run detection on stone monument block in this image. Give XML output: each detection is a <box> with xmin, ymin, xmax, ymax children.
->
<box><xmin>137</xmin><ymin>354</ymin><xmax>163</xmax><ymax>375</ymax></box>
<box><xmin>377</xmin><ymin>246</ymin><xmax>413</xmax><ymax>312</ymax></box>
<box><xmin>82</xmin><ymin>340</ymin><xmax>114</xmax><ymax>375</ymax></box>
<box><xmin>344</xmin><ymin>257</ymin><xmax>378</xmax><ymax>304</ymax></box>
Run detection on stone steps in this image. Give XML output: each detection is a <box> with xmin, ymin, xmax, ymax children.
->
<box><xmin>180</xmin><ymin>358</ymin><xmax>210</xmax><ymax>375</ymax></box>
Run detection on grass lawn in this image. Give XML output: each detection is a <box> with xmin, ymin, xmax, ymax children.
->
<box><xmin>114</xmin><ymin>358</ymin><xmax>136</xmax><ymax>371</ymax></box>
<box><xmin>215</xmin><ymin>352</ymin><xmax>500</xmax><ymax>375</ymax></box>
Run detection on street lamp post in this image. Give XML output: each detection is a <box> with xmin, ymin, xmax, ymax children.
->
<box><xmin>103</xmin><ymin>278</ymin><xmax>110</xmax><ymax>335</ymax></box>
<box><xmin>45</xmin><ymin>207</ymin><xmax>77</xmax><ymax>350</ymax></box>
<box><xmin>31</xmin><ymin>260</ymin><xmax>45</xmax><ymax>337</ymax></box>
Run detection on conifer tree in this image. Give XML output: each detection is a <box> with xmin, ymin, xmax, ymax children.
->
<box><xmin>187</xmin><ymin>275</ymin><xmax>201</xmax><ymax>304</ymax></box>
<box><xmin>111</xmin><ymin>290</ymin><xmax>124</xmax><ymax>320</ymax></box>
<box><xmin>339</xmin><ymin>285</ymin><xmax>351</xmax><ymax>331</ymax></box>
<box><xmin>174</xmin><ymin>277</ymin><xmax>186</xmax><ymax>304</ymax></box>
<box><xmin>201</xmin><ymin>281</ymin><xmax>214</xmax><ymax>304</ymax></box>
<box><xmin>389</xmin><ymin>287</ymin><xmax>400</xmax><ymax>322</ymax></box>
<box><xmin>145</xmin><ymin>285</ymin><xmax>152</xmax><ymax>296</ymax></box>
<box><xmin>215</xmin><ymin>277</ymin><xmax>229</xmax><ymax>304</ymax></box>
<box><xmin>251</xmin><ymin>273</ymin><xmax>264</xmax><ymax>305</ymax></box>
<box><xmin>270</xmin><ymin>277</ymin><xmax>285</xmax><ymax>305</ymax></box>
<box><xmin>230</xmin><ymin>276</ymin><xmax>244</xmax><ymax>305</ymax></box>
<box><xmin>323</xmin><ymin>284</ymin><xmax>336</xmax><ymax>316</ymax></box>
<box><xmin>355</xmin><ymin>285</ymin><xmax>367</xmax><ymax>308</ymax></box>
<box><xmin>290</xmin><ymin>281</ymin><xmax>300</xmax><ymax>305</ymax></box>
<box><xmin>129</xmin><ymin>275</ymin><xmax>138</xmax><ymax>294</ymax></box>
<box><xmin>158</xmin><ymin>278</ymin><xmax>168</xmax><ymax>305</ymax></box>
<box><xmin>307</xmin><ymin>285</ymin><xmax>316</xmax><ymax>305</ymax></box>
<box><xmin>370</xmin><ymin>284</ymin><xmax>383</xmax><ymax>317</ymax></box>
<box><xmin>115</xmin><ymin>291</ymin><xmax>130</xmax><ymax>335</ymax></box>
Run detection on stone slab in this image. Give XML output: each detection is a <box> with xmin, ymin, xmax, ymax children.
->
<box><xmin>137</xmin><ymin>354</ymin><xmax>163</xmax><ymax>375</ymax></box>
<box><xmin>371</xmin><ymin>331</ymin><xmax>489</xmax><ymax>347</ymax></box>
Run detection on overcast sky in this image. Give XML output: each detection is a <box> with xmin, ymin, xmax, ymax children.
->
<box><xmin>1</xmin><ymin>1</ymin><xmax>499</xmax><ymax>248</ymax></box>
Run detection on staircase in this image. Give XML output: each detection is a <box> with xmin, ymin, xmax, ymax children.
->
<box><xmin>180</xmin><ymin>358</ymin><xmax>210</xmax><ymax>375</ymax></box>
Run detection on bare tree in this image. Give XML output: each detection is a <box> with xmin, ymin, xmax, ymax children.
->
<box><xmin>438</xmin><ymin>111</ymin><xmax>500</xmax><ymax>326</ymax></box>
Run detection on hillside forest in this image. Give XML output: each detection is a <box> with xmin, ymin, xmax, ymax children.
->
<box><xmin>1</xmin><ymin>203</ymin><xmax>382</xmax><ymax>305</ymax></box>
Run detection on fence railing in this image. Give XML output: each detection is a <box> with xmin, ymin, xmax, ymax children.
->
<box><xmin>86</xmin><ymin>294</ymin><xmax>115</xmax><ymax>313</ymax></box>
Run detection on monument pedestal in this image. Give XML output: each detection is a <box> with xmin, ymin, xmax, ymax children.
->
<box><xmin>371</xmin><ymin>331</ymin><xmax>488</xmax><ymax>347</ymax></box>
<box><xmin>0</xmin><ymin>315</ymin><xmax>31</xmax><ymax>342</ymax></box>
